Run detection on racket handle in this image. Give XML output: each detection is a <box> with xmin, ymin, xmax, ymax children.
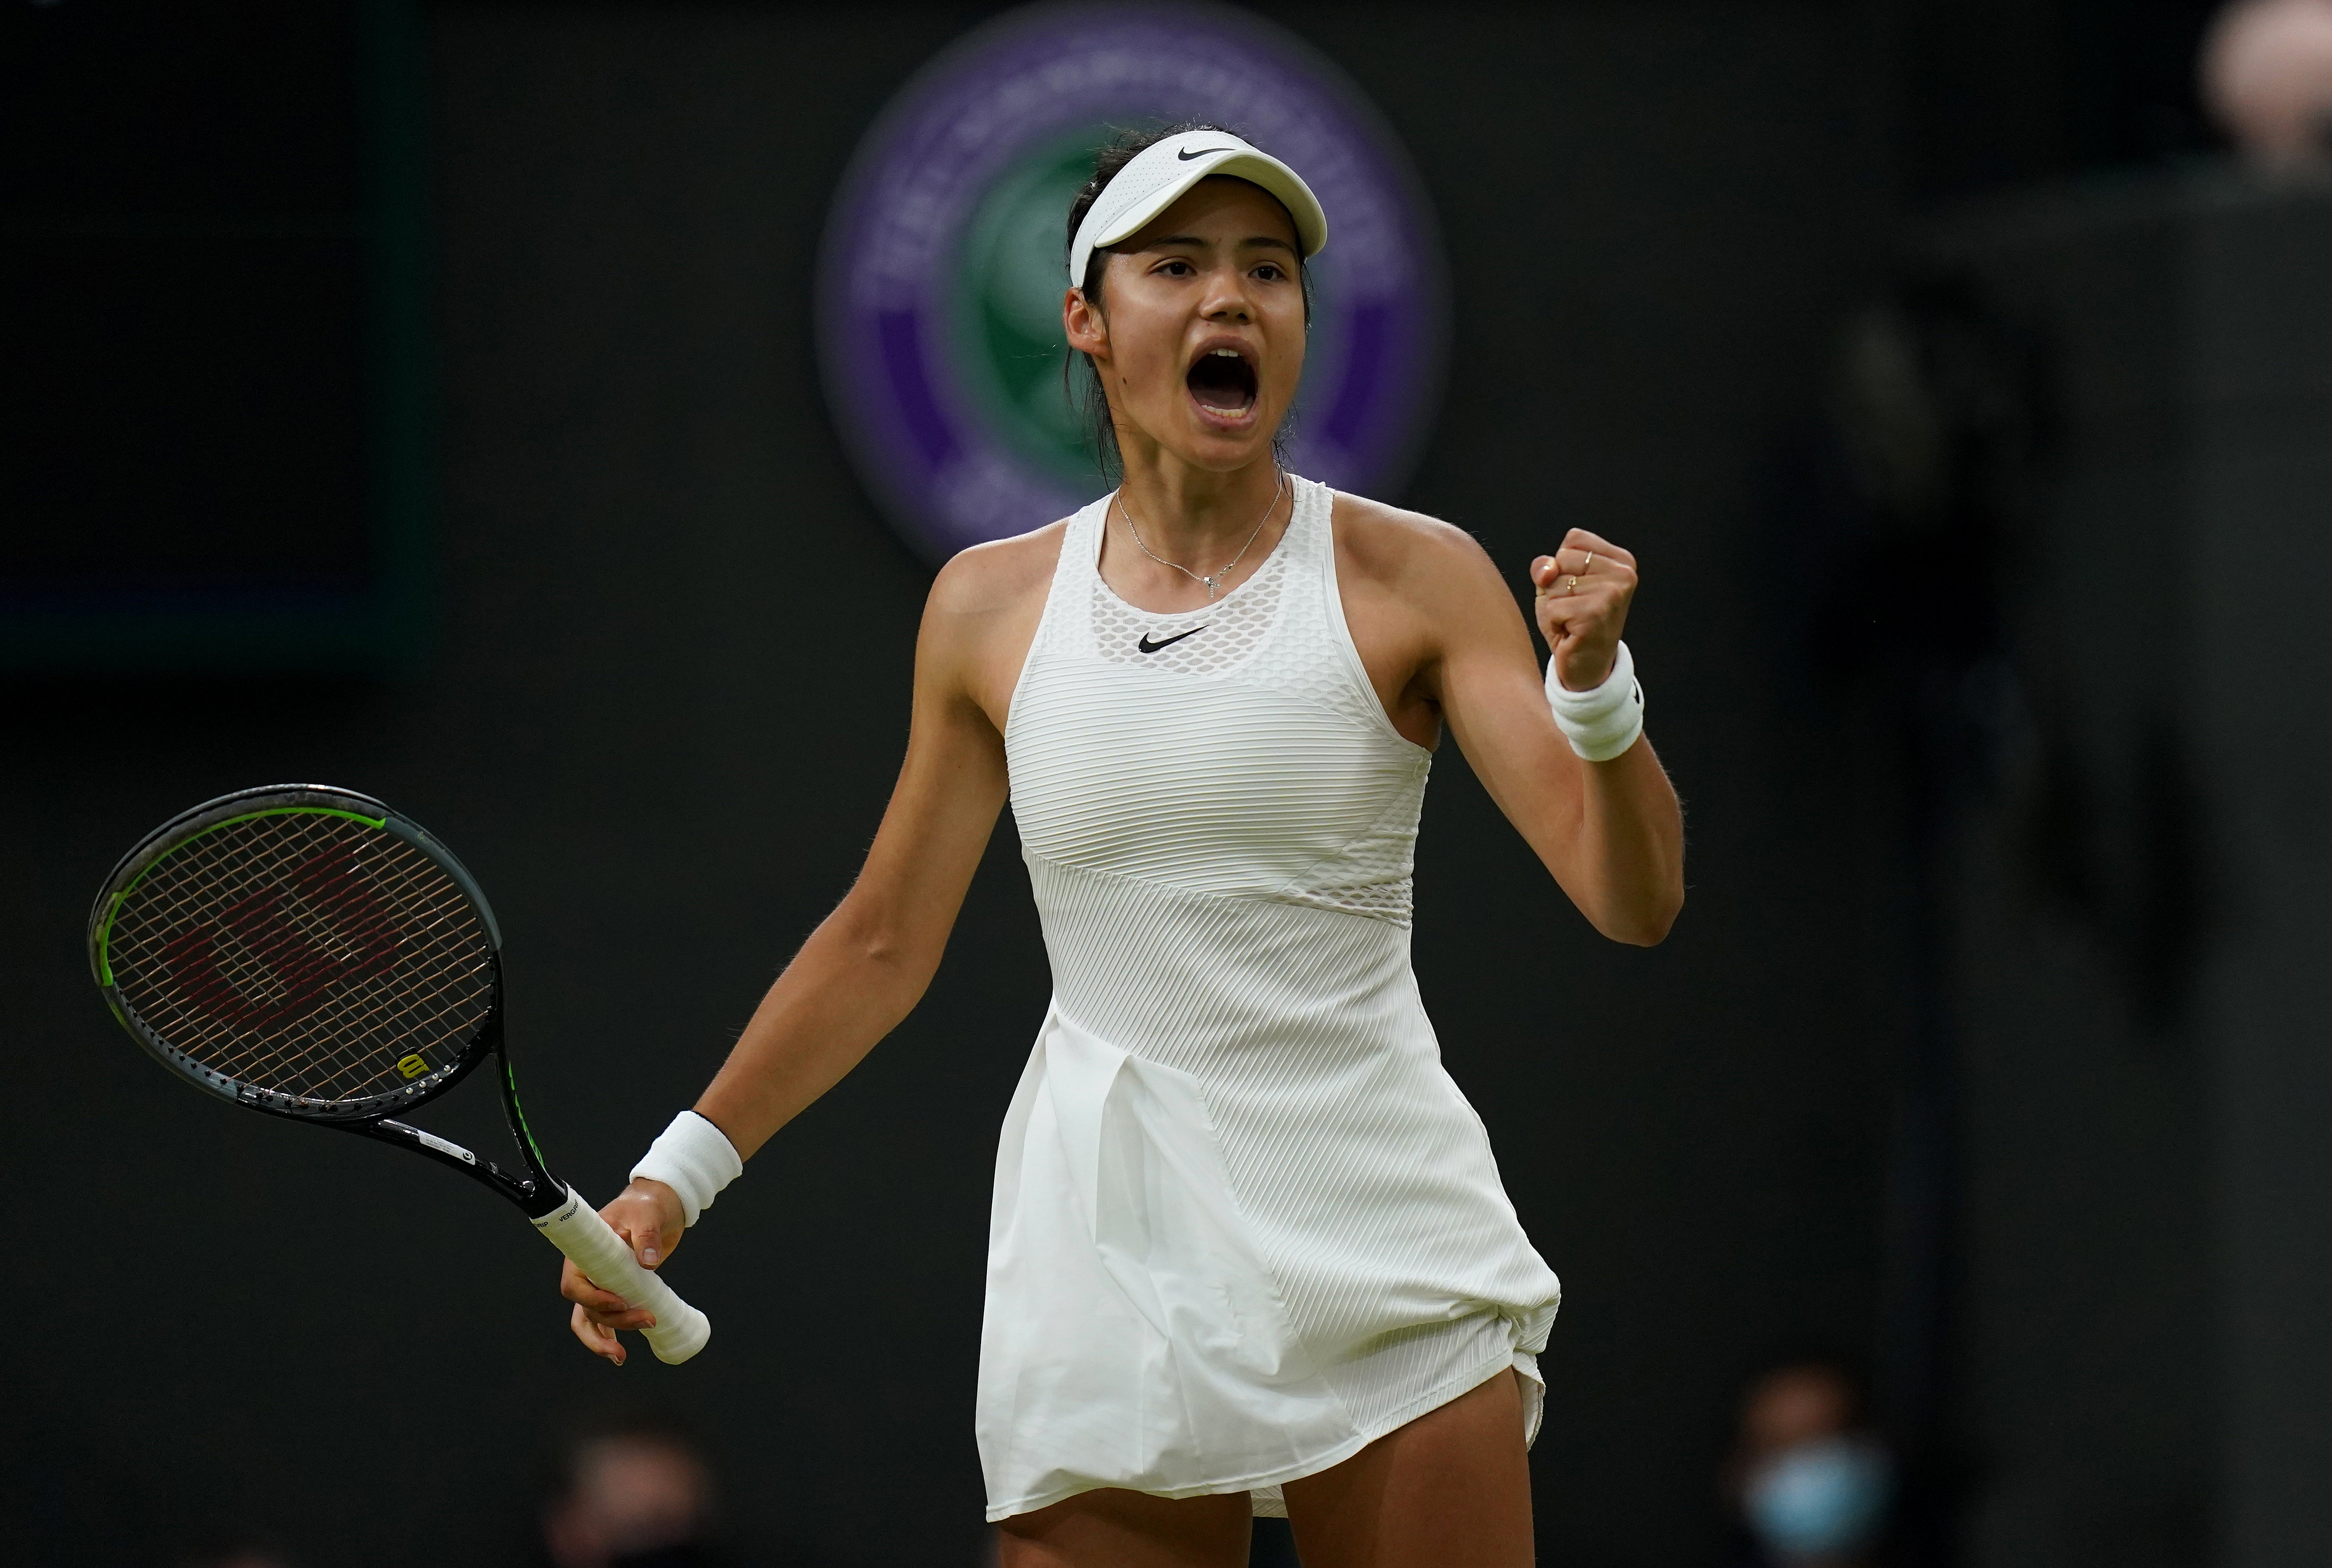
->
<box><xmin>532</xmin><ymin>1185</ymin><xmax>711</xmax><ymax>1364</ymax></box>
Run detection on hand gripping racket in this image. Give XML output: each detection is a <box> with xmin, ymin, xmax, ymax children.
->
<box><xmin>87</xmin><ymin>784</ymin><xmax>708</xmax><ymax>1363</ymax></box>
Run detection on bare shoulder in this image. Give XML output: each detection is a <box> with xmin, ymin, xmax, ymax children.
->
<box><xmin>927</xmin><ymin>517</ymin><xmax>1071</xmax><ymax>620</ymax></box>
<box><xmin>1329</xmin><ymin>491</ymin><xmax>1506</xmax><ymax>608</ymax></box>
<box><xmin>922</xmin><ymin>518</ymin><xmax>1072</xmax><ymax>723</ymax></box>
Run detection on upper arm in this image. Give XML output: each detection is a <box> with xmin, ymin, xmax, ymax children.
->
<box><xmin>1356</xmin><ymin>509</ymin><xmax>1680</xmax><ymax>944</ymax></box>
<box><xmin>1374</xmin><ymin>519</ymin><xmax>1595</xmax><ymax>889</ymax></box>
<box><xmin>840</xmin><ymin>566</ymin><xmax>1012</xmax><ymax>958</ymax></box>
<box><xmin>843</xmin><ymin>532</ymin><xmax>1056</xmax><ymax>957</ymax></box>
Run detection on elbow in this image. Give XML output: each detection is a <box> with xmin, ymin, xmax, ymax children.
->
<box><xmin>828</xmin><ymin>896</ymin><xmax>927</xmax><ymax>981</ymax></box>
<box><xmin>1598</xmin><ymin>886</ymin><xmax>1683</xmax><ymax>948</ymax></box>
<box><xmin>831</xmin><ymin>905</ymin><xmax>945</xmax><ymax>1022</ymax></box>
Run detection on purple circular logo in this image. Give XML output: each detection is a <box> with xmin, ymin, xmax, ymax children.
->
<box><xmin>818</xmin><ymin>2</ymin><xmax>1446</xmax><ymax>564</ymax></box>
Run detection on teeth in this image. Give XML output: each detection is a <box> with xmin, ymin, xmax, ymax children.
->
<box><xmin>1212</xmin><ymin>348</ymin><xmax>1240</xmax><ymax>357</ymax></box>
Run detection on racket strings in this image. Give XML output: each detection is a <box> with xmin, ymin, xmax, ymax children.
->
<box><xmin>107</xmin><ymin>812</ymin><xmax>494</xmax><ymax>1109</ymax></box>
<box><xmin>185</xmin><ymin>843</ymin><xmax>486</xmax><ymax>1098</ymax></box>
<box><xmin>114</xmin><ymin>818</ymin><xmax>428</xmax><ymax>1095</ymax></box>
<box><xmin>189</xmin><ymin>871</ymin><xmax>478</xmax><ymax>1098</ymax></box>
<box><xmin>192</xmin><ymin>835</ymin><xmax>482</xmax><ymax>1092</ymax></box>
<box><xmin>121</xmin><ymin>830</ymin><xmax>485</xmax><ymax>1102</ymax></box>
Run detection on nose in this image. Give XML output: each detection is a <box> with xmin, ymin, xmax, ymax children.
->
<box><xmin>1199</xmin><ymin>261</ymin><xmax>1253</xmax><ymax>323</ymax></box>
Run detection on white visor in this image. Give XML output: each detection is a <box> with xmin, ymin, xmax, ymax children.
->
<box><xmin>1067</xmin><ymin>129</ymin><xmax>1328</xmax><ymax>288</ymax></box>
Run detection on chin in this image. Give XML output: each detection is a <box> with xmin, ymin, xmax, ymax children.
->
<box><xmin>1175</xmin><ymin>402</ymin><xmax>1282</xmax><ymax>469</ymax></box>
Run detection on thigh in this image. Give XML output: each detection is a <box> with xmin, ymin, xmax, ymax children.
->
<box><xmin>1282</xmin><ymin>1369</ymin><xmax>1535</xmax><ymax>1568</ymax></box>
<box><xmin>994</xmin><ymin>1487</ymin><xmax>1254</xmax><ymax>1568</ymax></box>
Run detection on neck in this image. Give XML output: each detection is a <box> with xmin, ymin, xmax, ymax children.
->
<box><xmin>1114</xmin><ymin>441</ymin><xmax>1285</xmax><ymax>558</ymax></box>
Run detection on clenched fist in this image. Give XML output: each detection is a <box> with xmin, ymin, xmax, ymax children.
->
<box><xmin>1531</xmin><ymin>528</ymin><xmax>1638</xmax><ymax>693</ymax></box>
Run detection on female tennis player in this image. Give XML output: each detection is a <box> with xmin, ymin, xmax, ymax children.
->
<box><xmin>560</xmin><ymin>125</ymin><xmax>1684</xmax><ymax>1567</ymax></box>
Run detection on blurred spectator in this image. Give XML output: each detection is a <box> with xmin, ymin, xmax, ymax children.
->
<box><xmin>1721</xmin><ymin>1362</ymin><xmax>1896</xmax><ymax>1568</ymax></box>
<box><xmin>536</xmin><ymin>1408</ymin><xmax>722</xmax><ymax>1568</ymax></box>
<box><xmin>2204</xmin><ymin>0</ymin><xmax>2332</xmax><ymax>171</ymax></box>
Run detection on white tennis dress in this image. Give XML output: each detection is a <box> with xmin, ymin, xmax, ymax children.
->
<box><xmin>980</xmin><ymin>476</ymin><xmax>1561</xmax><ymax>1522</ymax></box>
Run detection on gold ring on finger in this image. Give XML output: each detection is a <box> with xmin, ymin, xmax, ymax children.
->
<box><xmin>1583</xmin><ymin>552</ymin><xmax>1594</xmax><ymax>573</ymax></box>
<box><xmin>1566</xmin><ymin>575</ymin><xmax>1579</xmax><ymax>593</ymax></box>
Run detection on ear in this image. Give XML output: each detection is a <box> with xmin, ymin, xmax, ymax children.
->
<box><xmin>1064</xmin><ymin>287</ymin><xmax>1108</xmax><ymax>358</ymax></box>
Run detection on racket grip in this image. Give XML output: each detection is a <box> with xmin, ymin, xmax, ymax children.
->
<box><xmin>533</xmin><ymin>1185</ymin><xmax>711</xmax><ymax>1364</ymax></box>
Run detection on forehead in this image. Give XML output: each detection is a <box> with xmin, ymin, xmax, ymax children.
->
<box><xmin>1744</xmin><ymin>1367</ymin><xmax>1854</xmax><ymax>1435</ymax></box>
<box><xmin>1122</xmin><ymin>174</ymin><xmax>1300</xmax><ymax>250</ymax></box>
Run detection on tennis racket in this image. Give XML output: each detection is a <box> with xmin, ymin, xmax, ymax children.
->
<box><xmin>87</xmin><ymin>783</ymin><xmax>708</xmax><ymax>1364</ymax></box>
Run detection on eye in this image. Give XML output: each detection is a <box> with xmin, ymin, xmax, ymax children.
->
<box><xmin>1156</xmin><ymin>258</ymin><xmax>1196</xmax><ymax>277</ymax></box>
<box><xmin>1253</xmin><ymin>262</ymin><xmax>1288</xmax><ymax>282</ymax></box>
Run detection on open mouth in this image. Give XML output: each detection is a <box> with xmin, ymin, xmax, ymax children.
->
<box><xmin>1187</xmin><ymin>347</ymin><xmax>1258</xmax><ymax>415</ymax></box>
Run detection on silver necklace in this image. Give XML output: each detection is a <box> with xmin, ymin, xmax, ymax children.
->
<box><xmin>1115</xmin><ymin>471</ymin><xmax>1286</xmax><ymax>601</ymax></box>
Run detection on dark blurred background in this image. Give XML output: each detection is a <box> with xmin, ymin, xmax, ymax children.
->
<box><xmin>5</xmin><ymin>1</ymin><xmax>2328</xmax><ymax>1565</ymax></box>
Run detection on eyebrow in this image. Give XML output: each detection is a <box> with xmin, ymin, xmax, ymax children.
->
<box><xmin>1138</xmin><ymin>233</ymin><xmax>1300</xmax><ymax>256</ymax></box>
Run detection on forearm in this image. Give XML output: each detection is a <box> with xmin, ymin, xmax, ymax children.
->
<box><xmin>566</xmin><ymin>556</ymin><xmax>1019</xmax><ymax>1356</ymax></box>
<box><xmin>1569</xmin><ymin>737</ymin><xmax>1685</xmax><ymax>945</ymax></box>
<box><xmin>568</xmin><ymin>898</ymin><xmax>935</xmax><ymax>1356</ymax></box>
<box><xmin>691</xmin><ymin>896</ymin><xmax>939</xmax><ymax>1158</ymax></box>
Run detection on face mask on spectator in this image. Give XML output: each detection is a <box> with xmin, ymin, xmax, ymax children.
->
<box><xmin>1745</xmin><ymin>1435</ymin><xmax>1893</xmax><ymax>1560</ymax></box>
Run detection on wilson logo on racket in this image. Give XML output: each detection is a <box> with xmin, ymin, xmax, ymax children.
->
<box><xmin>158</xmin><ymin>842</ymin><xmax>404</xmax><ymax>1035</ymax></box>
<box><xmin>91</xmin><ymin>784</ymin><xmax>713</xmax><ymax>1365</ymax></box>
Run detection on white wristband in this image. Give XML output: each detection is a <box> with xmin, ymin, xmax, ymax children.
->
<box><xmin>1546</xmin><ymin>640</ymin><xmax>1645</xmax><ymax>762</ymax></box>
<box><xmin>630</xmin><ymin>1110</ymin><xmax>742</xmax><ymax>1228</ymax></box>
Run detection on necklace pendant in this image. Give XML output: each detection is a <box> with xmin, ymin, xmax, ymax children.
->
<box><xmin>1115</xmin><ymin>470</ymin><xmax>1280</xmax><ymax>610</ymax></box>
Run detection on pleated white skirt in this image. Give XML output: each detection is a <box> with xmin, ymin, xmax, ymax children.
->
<box><xmin>977</xmin><ymin>1003</ymin><xmax>1550</xmax><ymax>1522</ymax></box>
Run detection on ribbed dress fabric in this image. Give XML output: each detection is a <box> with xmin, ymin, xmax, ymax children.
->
<box><xmin>980</xmin><ymin>477</ymin><xmax>1562</xmax><ymax>1522</ymax></box>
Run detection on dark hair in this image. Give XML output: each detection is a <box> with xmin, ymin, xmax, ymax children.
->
<box><xmin>1062</xmin><ymin>122</ymin><xmax>1312</xmax><ymax>476</ymax></box>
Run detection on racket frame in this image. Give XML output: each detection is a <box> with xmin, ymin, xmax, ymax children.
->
<box><xmin>332</xmin><ymin>983</ymin><xmax>568</xmax><ymax>1219</ymax></box>
<box><xmin>90</xmin><ymin>782</ymin><xmax>712</xmax><ymax>1362</ymax></box>
<box><xmin>90</xmin><ymin>784</ymin><xmax>562</xmax><ymax>1217</ymax></box>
